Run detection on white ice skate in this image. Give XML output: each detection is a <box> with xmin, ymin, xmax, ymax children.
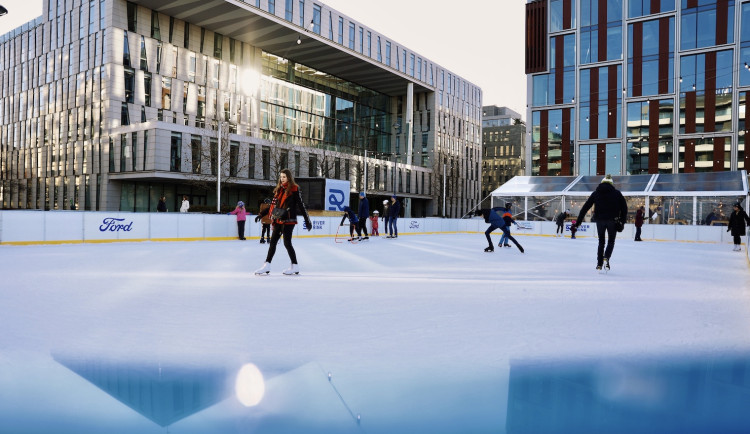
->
<box><xmin>282</xmin><ymin>263</ymin><xmax>300</xmax><ymax>275</ymax></box>
<box><xmin>254</xmin><ymin>262</ymin><xmax>271</xmax><ymax>275</ymax></box>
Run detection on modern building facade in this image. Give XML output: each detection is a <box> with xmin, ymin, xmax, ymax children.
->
<box><xmin>0</xmin><ymin>0</ymin><xmax>482</xmax><ymax>217</ymax></box>
<box><xmin>525</xmin><ymin>0</ymin><xmax>750</xmax><ymax>180</ymax></box>
<box><xmin>481</xmin><ymin>105</ymin><xmax>526</xmax><ymax>200</ymax></box>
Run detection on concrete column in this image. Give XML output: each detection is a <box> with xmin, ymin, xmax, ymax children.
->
<box><xmin>406</xmin><ymin>83</ymin><xmax>414</xmax><ymax>166</ymax></box>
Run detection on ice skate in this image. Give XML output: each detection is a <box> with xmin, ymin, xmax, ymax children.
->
<box><xmin>518</xmin><ymin>245</ymin><xmax>525</xmax><ymax>253</ymax></box>
<box><xmin>254</xmin><ymin>262</ymin><xmax>271</xmax><ymax>275</ymax></box>
<box><xmin>484</xmin><ymin>246</ymin><xmax>494</xmax><ymax>252</ymax></box>
<box><xmin>604</xmin><ymin>258</ymin><xmax>610</xmax><ymax>270</ymax></box>
<box><xmin>504</xmin><ymin>244</ymin><xmax>511</xmax><ymax>248</ymax></box>
<box><xmin>282</xmin><ymin>263</ymin><xmax>300</xmax><ymax>275</ymax></box>
<box><xmin>260</xmin><ymin>238</ymin><xmax>266</xmax><ymax>244</ymax></box>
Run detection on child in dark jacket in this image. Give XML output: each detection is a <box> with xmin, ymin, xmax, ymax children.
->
<box><xmin>569</xmin><ymin>220</ymin><xmax>578</xmax><ymax>239</ymax></box>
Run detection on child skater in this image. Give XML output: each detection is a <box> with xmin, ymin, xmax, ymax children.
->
<box><xmin>569</xmin><ymin>220</ymin><xmax>578</xmax><ymax>239</ymax></box>
<box><xmin>258</xmin><ymin>198</ymin><xmax>272</xmax><ymax>243</ymax></box>
<box><xmin>475</xmin><ymin>202</ymin><xmax>524</xmax><ymax>253</ymax></box>
<box><xmin>228</xmin><ymin>201</ymin><xmax>249</xmax><ymax>240</ymax></box>
<box><xmin>340</xmin><ymin>206</ymin><xmax>362</xmax><ymax>241</ymax></box>
<box><xmin>370</xmin><ymin>210</ymin><xmax>380</xmax><ymax>236</ymax></box>
<box><xmin>498</xmin><ymin>208</ymin><xmax>518</xmax><ymax>248</ymax></box>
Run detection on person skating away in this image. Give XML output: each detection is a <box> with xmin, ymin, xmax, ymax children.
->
<box><xmin>340</xmin><ymin>206</ymin><xmax>362</xmax><ymax>241</ymax></box>
<box><xmin>357</xmin><ymin>192</ymin><xmax>370</xmax><ymax>240</ymax></box>
<box><xmin>498</xmin><ymin>208</ymin><xmax>519</xmax><ymax>248</ymax></box>
<box><xmin>386</xmin><ymin>195</ymin><xmax>401</xmax><ymax>238</ymax></box>
<box><xmin>555</xmin><ymin>209</ymin><xmax>569</xmax><ymax>237</ymax></box>
<box><xmin>727</xmin><ymin>202</ymin><xmax>750</xmax><ymax>251</ymax></box>
<box><xmin>475</xmin><ymin>203</ymin><xmax>524</xmax><ymax>253</ymax></box>
<box><xmin>634</xmin><ymin>205</ymin><xmax>645</xmax><ymax>241</ymax></box>
<box><xmin>569</xmin><ymin>220</ymin><xmax>578</xmax><ymax>239</ymax></box>
<box><xmin>258</xmin><ymin>198</ymin><xmax>272</xmax><ymax>243</ymax></box>
<box><xmin>228</xmin><ymin>201</ymin><xmax>249</xmax><ymax>240</ymax></box>
<box><xmin>180</xmin><ymin>195</ymin><xmax>190</xmax><ymax>213</ymax></box>
<box><xmin>254</xmin><ymin>169</ymin><xmax>312</xmax><ymax>275</ymax></box>
<box><xmin>370</xmin><ymin>210</ymin><xmax>380</xmax><ymax>236</ymax></box>
<box><xmin>574</xmin><ymin>174</ymin><xmax>627</xmax><ymax>271</ymax></box>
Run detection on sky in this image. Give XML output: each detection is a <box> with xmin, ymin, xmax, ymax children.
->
<box><xmin>1</xmin><ymin>233</ymin><xmax>750</xmax><ymax>432</ymax></box>
<box><xmin>0</xmin><ymin>0</ymin><xmax>528</xmax><ymax>119</ymax></box>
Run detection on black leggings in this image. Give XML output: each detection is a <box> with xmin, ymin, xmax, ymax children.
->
<box><xmin>734</xmin><ymin>235</ymin><xmax>742</xmax><ymax>245</ymax></box>
<box><xmin>358</xmin><ymin>219</ymin><xmax>369</xmax><ymax>237</ymax></box>
<box><xmin>261</xmin><ymin>224</ymin><xmax>271</xmax><ymax>239</ymax></box>
<box><xmin>485</xmin><ymin>224</ymin><xmax>522</xmax><ymax>250</ymax></box>
<box><xmin>556</xmin><ymin>223</ymin><xmax>564</xmax><ymax>234</ymax></box>
<box><xmin>596</xmin><ymin>220</ymin><xmax>618</xmax><ymax>263</ymax></box>
<box><xmin>265</xmin><ymin>224</ymin><xmax>297</xmax><ymax>264</ymax></box>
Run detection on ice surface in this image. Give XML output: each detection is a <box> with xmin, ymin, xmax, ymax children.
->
<box><xmin>1</xmin><ymin>233</ymin><xmax>749</xmax><ymax>433</ymax></box>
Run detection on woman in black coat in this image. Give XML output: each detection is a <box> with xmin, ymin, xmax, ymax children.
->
<box><xmin>727</xmin><ymin>203</ymin><xmax>750</xmax><ymax>251</ymax></box>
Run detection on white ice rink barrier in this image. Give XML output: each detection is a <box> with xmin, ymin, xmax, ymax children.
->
<box><xmin>0</xmin><ymin>211</ymin><xmax>745</xmax><ymax>254</ymax></box>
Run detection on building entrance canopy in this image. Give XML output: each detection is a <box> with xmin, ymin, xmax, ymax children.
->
<box><xmin>490</xmin><ymin>171</ymin><xmax>749</xmax><ymax>225</ymax></box>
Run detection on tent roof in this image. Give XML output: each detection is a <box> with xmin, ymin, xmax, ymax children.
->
<box><xmin>491</xmin><ymin>171</ymin><xmax>749</xmax><ymax>197</ymax></box>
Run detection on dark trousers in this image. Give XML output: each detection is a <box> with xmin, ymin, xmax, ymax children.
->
<box><xmin>734</xmin><ymin>235</ymin><xmax>741</xmax><ymax>245</ymax></box>
<box><xmin>556</xmin><ymin>223</ymin><xmax>564</xmax><ymax>234</ymax></box>
<box><xmin>389</xmin><ymin>217</ymin><xmax>398</xmax><ymax>236</ymax></box>
<box><xmin>635</xmin><ymin>226</ymin><xmax>642</xmax><ymax>241</ymax></box>
<box><xmin>237</xmin><ymin>220</ymin><xmax>245</xmax><ymax>239</ymax></box>
<box><xmin>485</xmin><ymin>224</ymin><xmax>522</xmax><ymax>250</ymax></box>
<box><xmin>349</xmin><ymin>223</ymin><xmax>362</xmax><ymax>237</ymax></box>
<box><xmin>265</xmin><ymin>224</ymin><xmax>297</xmax><ymax>264</ymax></box>
<box><xmin>261</xmin><ymin>224</ymin><xmax>271</xmax><ymax>239</ymax></box>
<box><xmin>596</xmin><ymin>220</ymin><xmax>618</xmax><ymax>264</ymax></box>
<box><xmin>358</xmin><ymin>219</ymin><xmax>369</xmax><ymax>237</ymax></box>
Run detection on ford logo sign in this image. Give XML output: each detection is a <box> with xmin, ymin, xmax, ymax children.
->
<box><xmin>99</xmin><ymin>217</ymin><xmax>134</xmax><ymax>232</ymax></box>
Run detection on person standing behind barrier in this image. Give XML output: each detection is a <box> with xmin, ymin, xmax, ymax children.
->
<box><xmin>229</xmin><ymin>201</ymin><xmax>249</xmax><ymax>240</ymax></box>
<box><xmin>254</xmin><ymin>169</ymin><xmax>312</xmax><ymax>275</ymax></box>
<box><xmin>574</xmin><ymin>174</ymin><xmax>628</xmax><ymax>271</ymax></box>
<box><xmin>180</xmin><ymin>196</ymin><xmax>190</xmax><ymax>213</ymax></box>
<box><xmin>386</xmin><ymin>195</ymin><xmax>401</xmax><ymax>238</ymax></box>
<box><xmin>727</xmin><ymin>202</ymin><xmax>750</xmax><ymax>251</ymax></box>
<box><xmin>157</xmin><ymin>196</ymin><xmax>167</xmax><ymax>212</ymax></box>
<box><xmin>634</xmin><ymin>205</ymin><xmax>645</xmax><ymax>241</ymax></box>
<box><xmin>382</xmin><ymin>200</ymin><xmax>390</xmax><ymax>236</ymax></box>
<box><xmin>357</xmin><ymin>192</ymin><xmax>370</xmax><ymax>240</ymax></box>
<box><xmin>258</xmin><ymin>198</ymin><xmax>272</xmax><ymax>244</ymax></box>
<box><xmin>371</xmin><ymin>210</ymin><xmax>380</xmax><ymax>236</ymax></box>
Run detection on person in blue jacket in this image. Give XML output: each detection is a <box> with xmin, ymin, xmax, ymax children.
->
<box><xmin>357</xmin><ymin>192</ymin><xmax>370</xmax><ymax>240</ymax></box>
<box><xmin>386</xmin><ymin>195</ymin><xmax>401</xmax><ymax>238</ymax></box>
<box><xmin>340</xmin><ymin>206</ymin><xmax>362</xmax><ymax>241</ymax></box>
<box><xmin>475</xmin><ymin>202</ymin><xmax>524</xmax><ymax>253</ymax></box>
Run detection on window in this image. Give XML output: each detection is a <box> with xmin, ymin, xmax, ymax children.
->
<box><xmin>385</xmin><ymin>41</ymin><xmax>391</xmax><ymax>66</ymax></box>
<box><xmin>294</xmin><ymin>151</ymin><xmax>301</xmax><ymax>177</ymax></box>
<box><xmin>262</xmin><ymin>146</ymin><xmax>271</xmax><ymax>179</ymax></box>
<box><xmin>122</xmin><ymin>31</ymin><xmax>131</xmax><ymax>68</ymax></box>
<box><xmin>338</xmin><ymin>17</ymin><xmax>343</xmax><ymax>45</ymax></box>
<box><xmin>248</xmin><ymin>145</ymin><xmax>256</xmax><ymax>178</ymax></box>
<box><xmin>309</xmin><ymin>153</ymin><xmax>318</xmax><ymax>176</ymax></box>
<box><xmin>377</xmin><ymin>36</ymin><xmax>382</xmax><ymax>62</ymax></box>
<box><xmin>359</xmin><ymin>27</ymin><xmax>363</xmax><ymax>53</ymax></box>
<box><xmin>162</xmin><ymin>77</ymin><xmax>172</xmax><ymax>110</ymax></box>
<box><xmin>681</xmin><ymin>0</ymin><xmax>734</xmax><ymax>50</ymax></box>
<box><xmin>214</xmin><ymin>32</ymin><xmax>223</xmax><ymax>59</ymax></box>
<box><xmin>132</xmin><ymin>132</ymin><xmax>138</xmax><ymax>171</ymax></box>
<box><xmin>230</xmin><ymin>141</ymin><xmax>239</xmax><ymax>176</ymax></box>
<box><xmin>312</xmin><ymin>4</ymin><xmax>321</xmax><ymax>34</ymax></box>
<box><xmin>143</xmin><ymin>131</ymin><xmax>149</xmax><ymax>170</ymax></box>
<box><xmin>169</xmin><ymin>16</ymin><xmax>174</xmax><ymax>43</ymax></box>
<box><xmin>143</xmin><ymin>72</ymin><xmax>152</xmax><ymax>106</ymax></box>
<box><xmin>268</xmin><ymin>0</ymin><xmax>275</xmax><ymax>14</ymax></box>
<box><xmin>151</xmin><ymin>11</ymin><xmax>161</xmax><ymax>40</ymax></box>
<box><xmin>139</xmin><ymin>36</ymin><xmax>148</xmax><ymax>71</ymax></box>
<box><xmin>348</xmin><ymin>22</ymin><xmax>355</xmax><ymax>49</ymax></box>
<box><xmin>285</xmin><ymin>0</ymin><xmax>293</xmax><ymax>21</ymax></box>
<box><xmin>126</xmin><ymin>1</ymin><xmax>137</xmax><ymax>32</ymax></box>
<box><xmin>121</xmin><ymin>102</ymin><xmax>130</xmax><ymax>126</ymax></box>
<box><xmin>124</xmin><ymin>68</ymin><xmax>134</xmax><ymax>103</ymax></box>
<box><xmin>184</xmin><ymin>22</ymin><xmax>190</xmax><ymax>49</ymax></box>
<box><xmin>120</xmin><ymin>134</ymin><xmax>127</xmax><ymax>172</ymax></box>
<box><xmin>170</xmin><ymin>132</ymin><xmax>182</xmax><ymax>172</ymax></box>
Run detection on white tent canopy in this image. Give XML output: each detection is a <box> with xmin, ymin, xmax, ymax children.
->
<box><xmin>490</xmin><ymin>171</ymin><xmax>749</xmax><ymax>224</ymax></box>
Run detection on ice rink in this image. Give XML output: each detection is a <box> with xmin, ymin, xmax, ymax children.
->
<box><xmin>1</xmin><ymin>233</ymin><xmax>750</xmax><ymax>433</ymax></box>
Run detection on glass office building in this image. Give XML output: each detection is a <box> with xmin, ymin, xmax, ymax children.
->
<box><xmin>525</xmin><ymin>0</ymin><xmax>750</xmax><ymax>183</ymax></box>
<box><xmin>0</xmin><ymin>0</ymin><xmax>482</xmax><ymax>217</ymax></box>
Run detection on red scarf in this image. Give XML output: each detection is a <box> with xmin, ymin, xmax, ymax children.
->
<box><xmin>270</xmin><ymin>183</ymin><xmax>298</xmax><ymax>224</ymax></box>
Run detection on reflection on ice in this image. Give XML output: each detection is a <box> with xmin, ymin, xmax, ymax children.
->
<box><xmin>54</xmin><ymin>355</ymin><xmax>234</xmax><ymax>427</ymax></box>
<box><xmin>235</xmin><ymin>363</ymin><xmax>265</xmax><ymax>407</ymax></box>
<box><xmin>507</xmin><ymin>355</ymin><xmax>750</xmax><ymax>434</ymax></box>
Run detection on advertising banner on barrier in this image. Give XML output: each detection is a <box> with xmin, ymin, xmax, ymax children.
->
<box><xmin>325</xmin><ymin>179</ymin><xmax>350</xmax><ymax>211</ymax></box>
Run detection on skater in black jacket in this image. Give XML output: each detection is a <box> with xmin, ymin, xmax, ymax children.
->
<box><xmin>574</xmin><ymin>174</ymin><xmax>627</xmax><ymax>270</ymax></box>
<box><xmin>727</xmin><ymin>202</ymin><xmax>750</xmax><ymax>251</ymax></box>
